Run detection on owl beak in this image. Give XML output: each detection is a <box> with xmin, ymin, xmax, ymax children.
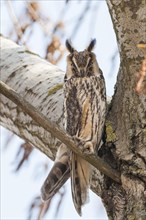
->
<box><xmin>80</xmin><ymin>69</ymin><xmax>85</xmax><ymax>76</ymax></box>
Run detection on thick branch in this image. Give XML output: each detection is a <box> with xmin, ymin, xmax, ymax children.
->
<box><xmin>106</xmin><ymin>0</ymin><xmax>146</xmax><ymax>160</ymax></box>
<box><xmin>103</xmin><ymin>1</ymin><xmax>146</xmax><ymax>219</ymax></box>
<box><xmin>0</xmin><ymin>80</ymin><xmax>121</xmax><ymax>183</ymax></box>
<box><xmin>0</xmin><ymin>36</ymin><xmax>65</xmax><ymax>160</ymax></box>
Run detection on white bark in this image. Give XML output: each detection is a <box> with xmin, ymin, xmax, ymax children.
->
<box><xmin>1</xmin><ymin>36</ymin><xmax>64</xmax><ymax>160</ymax></box>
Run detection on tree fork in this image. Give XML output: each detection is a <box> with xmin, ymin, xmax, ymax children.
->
<box><xmin>0</xmin><ymin>80</ymin><xmax>121</xmax><ymax>183</ymax></box>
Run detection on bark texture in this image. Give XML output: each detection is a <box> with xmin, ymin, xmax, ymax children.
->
<box><xmin>1</xmin><ymin>0</ymin><xmax>146</xmax><ymax>219</ymax></box>
<box><xmin>103</xmin><ymin>0</ymin><xmax>146</xmax><ymax>219</ymax></box>
<box><xmin>0</xmin><ymin>36</ymin><xmax>64</xmax><ymax>160</ymax></box>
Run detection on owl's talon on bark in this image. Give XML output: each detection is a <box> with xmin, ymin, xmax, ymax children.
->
<box><xmin>83</xmin><ymin>142</ymin><xmax>94</xmax><ymax>154</ymax></box>
<box><xmin>72</xmin><ymin>137</ymin><xmax>94</xmax><ymax>154</ymax></box>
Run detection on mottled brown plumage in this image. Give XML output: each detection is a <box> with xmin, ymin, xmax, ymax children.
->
<box><xmin>41</xmin><ymin>39</ymin><xmax>106</xmax><ymax>216</ymax></box>
<box><xmin>41</xmin><ymin>144</ymin><xmax>70</xmax><ymax>201</ymax></box>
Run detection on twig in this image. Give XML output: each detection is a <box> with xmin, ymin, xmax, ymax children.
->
<box><xmin>0</xmin><ymin>81</ymin><xmax>121</xmax><ymax>183</ymax></box>
<box><xmin>71</xmin><ymin>1</ymin><xmax>91</xmax><ymax>39</ymax></box>
<box><xmin>6</xmin><ymin>0</ymin><xmax>25</xmax><ymax>44</ymax></box>
<box><xmin>26</xmin><ymin>1</ymin><xmax>50</xmax><ymax>36</ymax></box>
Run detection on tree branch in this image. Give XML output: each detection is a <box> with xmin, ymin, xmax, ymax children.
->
<box><xmin>0</xmin><ymin>80</ymin><xmax>121</xmax><ymax>183</ymax></box>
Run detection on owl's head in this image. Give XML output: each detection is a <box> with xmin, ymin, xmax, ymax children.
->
<box><xmin>65</xmin><ymin>39</ymin><xmax>100</xmax><ymax>78</ymax></box>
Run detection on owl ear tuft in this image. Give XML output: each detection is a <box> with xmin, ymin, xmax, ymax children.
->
<box><xmin>87</xmin><ymin>39</ymin><xmax>96</xmax><ymax>52</ymax></box>
<box><xmin>66</xmin><ymin>39</ymin><xmax>75</xmax><ymax>53</ymax></box>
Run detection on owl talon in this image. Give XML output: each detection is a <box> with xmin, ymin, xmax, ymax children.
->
<box><xmin>73</xmin><ymin>137</ymin><xmax>94</xmax><ymax>154</ymax></box>
<box><xmin>83</xmin><ymin>142</ymin><xmax>94</xmax><ymax>154</ymax></box>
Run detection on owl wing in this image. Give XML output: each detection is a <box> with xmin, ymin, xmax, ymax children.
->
<box><xmin>64</xmin><ymin>76</ymin><xmax>106</xmax><ymax>215</ymax></box>
<box><xmin>41</xmin><ymin>144</ymin><xmax>70</xmax><ymax>201</ymax></box>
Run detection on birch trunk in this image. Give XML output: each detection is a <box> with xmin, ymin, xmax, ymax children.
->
<box><xmin>0</xmin><ymin>36</ymin><xmax>64</xmax><ymax>160</ymax></box>
<box><xmin>1</xmin><ymin>0</ymin><xmax>146</xmax><ymax>219</ymax></box>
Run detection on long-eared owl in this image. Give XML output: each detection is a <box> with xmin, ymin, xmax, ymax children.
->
<box><xmin>41</xmin><ymin>39</ymin><xmax>106</xmax><ymax>216</ymax></box>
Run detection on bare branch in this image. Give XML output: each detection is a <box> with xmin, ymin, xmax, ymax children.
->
<box><xmin>6</xmin><ymin>0</ymin><xmax>25</xmax><ymax>44</ymax></box>
<box><xmin>26</xmin><ymin>1</ymin><xmax>50</xmax><ymax>36</ymax></box>
<box><xmin>0</xmin><ymin>80</ymin><xmax>121</xmax><ymax>183</ymax></box>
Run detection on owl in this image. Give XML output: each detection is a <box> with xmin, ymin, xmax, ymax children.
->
<box><xmin>41</xmin><ymin>39</ymin><xmax>106</xmax><ymax>216</ymax></box>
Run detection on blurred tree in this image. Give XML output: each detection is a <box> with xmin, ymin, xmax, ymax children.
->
<box><xmin>0</xmin><ymin>0</ymin><xmax>146</xmax><ymax>219</ymax></box>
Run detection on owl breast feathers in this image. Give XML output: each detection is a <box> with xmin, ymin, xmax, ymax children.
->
<box><xmin>41</xmin><ymin>39</ymin><xmax>106</xmax><ymax>216</ymax></box>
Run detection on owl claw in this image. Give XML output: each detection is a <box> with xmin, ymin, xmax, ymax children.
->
<box><xmin>83</xmin><ymin>142</ymin><xmax>94</xmax><ymax>154</ymax></box>
<box><xmin>72</xmin><ymin>137</ymin><xmax>94</xmax><ymax>154</ymax></box>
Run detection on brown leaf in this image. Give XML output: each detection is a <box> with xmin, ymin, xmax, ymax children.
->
<box><xmin>28</xmin><ymin>186</ymin><xmax>67</xmax><ymax>220</ymax></box>
<box><xmin>13</xmin><ymin>142</ymin><xmax>33</xmax><ymax>171</ymax></box>
<box><xmin>137</xmin><ymin>44</ymin><xmax>146</xmax><ymax>49</ymax></box>
<box><xmin>29</xmin><ymin>2</ymin><xmax>39</xmax><ymax>12</ymax></box>
<box><xmin>46</xmin><ymin>36</ymin><xmax>65</xmax><ymax>64</ymax></box>
<box><xmin>28</xmin><ymin>195</ymin><xmax>51</xmax><ymax>220</ymax></box>
<box><xmin>21</xmin><ymin>24</ymin><xmax>30</xmax><ymax>34</ymax></box>
<box><xmin>46</xmin><ymin>36</ymin><xmax>61</xmax><ymax>54</ymax></box>
<box><xmin>53</xmin><ymin>22</ymin><xmax>64</xmax><ymax>34</ymax></box>
<box><xmin>136</xmin><ymin>56</ymin><xmax>146</xmax><ymax>94</ymax></box>
<box><xmin>26</xmin><ymin>2</ymin><xmax>40</xmax><ymax>21</ymax></box>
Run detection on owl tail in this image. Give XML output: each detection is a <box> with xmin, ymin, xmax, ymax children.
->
<box><xmin>41</xmin><ymin>144</ymin><xmax>70</xmax><ymax>201</ymax></box>
<box><xmin>71</xmin><ymin>152</ymin><xmax>92</xmax><ymax>216</ymax></box>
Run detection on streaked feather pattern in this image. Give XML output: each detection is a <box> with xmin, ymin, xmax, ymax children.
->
<box><xmin>41</xmin><ymin>144</ymin><xmax>70</xmax><ymax>201</ymax></box>
<box><xmin>63</xmin><ymin>39</ymin><xmax>106</xmax><ymax>215</ymax></box>
<box><xmin>41</xmin><ymin>39</ymin><xmax>106</xmax><ymax>216</ymax></box>
<box><xmin>64</xmin><ymin>75</ymin><xmax>106</xmax><ymax>215</ymax></box>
